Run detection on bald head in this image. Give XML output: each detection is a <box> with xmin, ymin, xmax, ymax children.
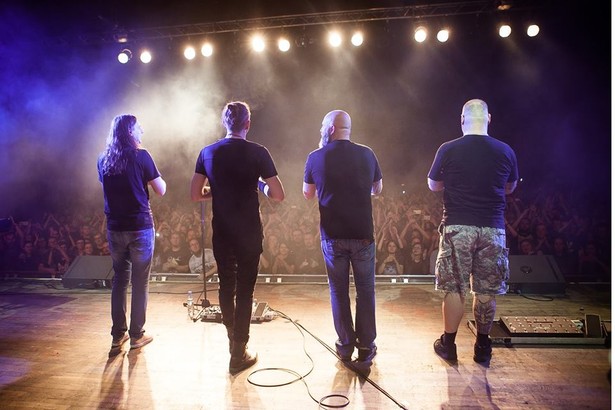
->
<box><xmin>325</xmin><ymin>110</ymin><xmax>351</xmax><ymax>129</ymax></box>
<box><xmin>461</xmin><ymin>99</ymin><xmax>490</xmax><ymax>135</ymax></box>
<box><xmin>320</xmin><ymin>110</ymin><xmax>351</xmax><ymax>147</ymax></box>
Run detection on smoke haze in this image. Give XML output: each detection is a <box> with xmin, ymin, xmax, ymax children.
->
<box><xmin>0</xmin><ymin>5</ymin><xmax>609</xmax><ymax>219</ymax></box>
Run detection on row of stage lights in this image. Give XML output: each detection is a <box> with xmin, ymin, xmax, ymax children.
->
<box><xmin>117</xmin><ymin>23</ymin><xmax>541</xmax><ymax>64</ymax></box>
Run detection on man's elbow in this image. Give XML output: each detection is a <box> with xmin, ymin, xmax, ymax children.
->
<box><xmin>191</xmin><ymin>187</ymin><xmax>212</xmax><ymax>202</ymax></box>
<box><xmin>371</xmin><ymin>180</ymin><xmax>383</xmax><ymax>196</ymax></box>
<box><xmin>304</xmin><ymin>188</ymin><xmax>318</xmax><ymax>200</ymax></box>
<box><xmin>428</xmin><ymin>178</ymin><xmax>444</xmax><ymax>192</ymax></box>
<box><xmin>505</xmin><ymin>181</ymin><xmax>518</xmax><ymax>195</ymax></box>
<box><xmin>302</xmin><ymin>182</ymin><xmax>316</xmax><ymax>200</ymax></box>
<box><xmin>270</xmin><ymin>191</ymin><xmax>285</xmax><ymax>202</ymax></box>
<box><xmin>152</xmin><ymin>179</ymin><xmax>167</xmax><ymax>196</ymax></box>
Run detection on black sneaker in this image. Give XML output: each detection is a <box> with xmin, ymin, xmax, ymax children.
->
<box><xmin>338</xmin><ymin>353</ymin><xmax>352</xmax><ymax>362</ymax></box>
<box><xmin>473</xmin><ymin>342</ymin><xmax>492</xmax><ymax>363</ymax></box>
<box><xmin>229</xmin><ymin>346</ymin><xmax>258</xmax><ymax>375</ymax></box>
<box><xmin>336</xmin><ymin>347</ymin><xmax>352</xmax><ymax>362</ymax></box>
<box><xmin>356</xmin><ymin>347</ymin><xmax>377</xmax><ymax>365</ymax></box>
<box><xmin>434</xmin><ymin>335</ymin><xmax>457</xmax><ymax>362</ymax></box>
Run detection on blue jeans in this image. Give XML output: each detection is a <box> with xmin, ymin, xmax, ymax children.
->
<box><xmin>107</xmin><ymin>228</ymin><xmax>155</xmax><ymax>339</ymax></box>
<box><xmin>321</xmin><ymin>239</ymin><xmax>377</xmax><ymax>357</ymax></box>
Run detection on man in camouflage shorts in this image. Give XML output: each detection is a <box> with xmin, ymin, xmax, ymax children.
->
<box><xmin>436</xmin><ymin>225</ymin><xmax>509</xmax><ymax>296</ymax></box>
<box><xmin>428</xmin><ymin>99</ymin><xmax>518</xmax><ymax>364</ymax></box>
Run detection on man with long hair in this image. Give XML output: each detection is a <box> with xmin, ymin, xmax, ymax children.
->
<box><xmin>98</xmin><ymin>114</ymin><xmax>166</xmax><ymax>350</ymax></box>
<box><xmin>190</xmin><ymin>101</ymin><xmax>285</xmax><ymax>374</ymax></box>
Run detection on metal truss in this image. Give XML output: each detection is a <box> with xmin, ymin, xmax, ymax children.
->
<box><xmin>66</xmin><ymin>0</ymin><xmax>541</xmax><ymax>46</ymax></box>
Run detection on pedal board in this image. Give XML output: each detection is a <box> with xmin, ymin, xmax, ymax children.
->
<box><xmin>199</xmin><ymin>301</ymin><xmax>274</xmax><ymax>323</ymax></box>
<box><xmin>200</xmin><ymin>304</ymin><xmax>222</xmax><ymax>322</ymax></box>
<box><xmin>467</xmin><ymin>315</ymin><xmax>606</xmax><ymax>346</ymax></box>
<box><xmin>252</xmin><ymin>301</ymin><xmax>270</xmax><ymax>322</ymax></box>
<box><xmin>500</xmin><ymin>316</ymin><xmax>584</xmax><ymax>337</ymax></box>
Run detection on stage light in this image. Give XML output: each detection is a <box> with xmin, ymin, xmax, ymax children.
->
<box><xmin>117</xmin><ymin>49</ymin><xmax>132</xmax><ymax>64</ymax></box>
<box><xmin>140</xmin><ymin>50</ymin><xmax>152</xmax><ymax>63</ymax></box>
<box><xmin>436</xmin><ymin>29</ymin><xmax>449</xmax><ymax>43</ymax></box>
<box><xmin>527</xmin><ymin>24</ymin><xmax>540</xmax><ymax>37</ymax></box>
<box><xmin>114</xmin><ymin>33</ymin><xmax>128</xmax><ymax>44</ymax></box>
<box><xmin>499</xmin><ymin>24</ymin><xmax>512</xmax><ymax>38</ymax></box>
<box><xmin>496</xmin><ymin>0</ymin><xmax>512</xmax><ymax>11</ymax></box>
<box><xmin>184</xmin><ymin>46</ymin><xmax>196</xmax><ymax>60</ymax></box>
<box><xmin>278</xmin><ymin>38</ymin><xmax>290</xmax><ymax>52</ymax></box>
<box><xmin>251</xmin><ymin>34</ymin><xmax>266</xmax><ymax>52</ymax></box>
<box><xmin>328</xmin><ymin>31</ymin><xmax>342</xmax><ymax>47</ymax></box>
<box><xmin>201</xmin><ymin>42</ymin><xmax>213</xmax><ymax>57</ymax></box>
<box><xmin>295</xmin><ymin>31</ymin><xmax>316</xmax><ymax>48</ymax></box>
<box><xmin>414</xmin><ymin>26</ymin><xmax>428</xmax><ymax>43</ymax></box>
<box><xmin>351</xmin><ymin>31</ymin><xmax>364</xmax><ymax>46</ymax></box>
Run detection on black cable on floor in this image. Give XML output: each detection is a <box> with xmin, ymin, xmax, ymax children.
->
<box><xmin>517</xmin><ymin>292</ymin><xmax>554</xmax><ymax>302</ymax></box>
<box><xmin>246</xmin><ymin>308</ymin><xmax>408</xmax><ymax>410</ymax></box>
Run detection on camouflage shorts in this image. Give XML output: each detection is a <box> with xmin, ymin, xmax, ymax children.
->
<box><xmin>435</xmin><ymin>224</ymin><xmax>509</xmax><ymax>295</ymax></box>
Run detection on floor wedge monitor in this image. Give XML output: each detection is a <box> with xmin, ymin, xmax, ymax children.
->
<box><xmin>62</xmin><ymin>255</ymin><xmax>114</xmax><ymax>288</ymax></box>
<box><xmin>507</xmin><ymin>255</ymin><xmax>566</xmax><ymax>295</ymax></box>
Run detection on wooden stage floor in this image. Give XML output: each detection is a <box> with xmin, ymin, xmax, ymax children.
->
<box><xmin>0</xmin><ymin>279</ymin><xmax>611</xmax><ymax>409</ymax></box>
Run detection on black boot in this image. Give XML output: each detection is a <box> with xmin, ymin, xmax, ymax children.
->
<box><xmin>229</xmin><ymin>342</ymin><xmax>257</xmax><ymax>374</ymax></box>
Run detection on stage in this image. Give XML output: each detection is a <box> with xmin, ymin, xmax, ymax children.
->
<box><xmin>0</xmin><ymin>279</ymin><xmax>610</xmax><ymax>409</ymax></box>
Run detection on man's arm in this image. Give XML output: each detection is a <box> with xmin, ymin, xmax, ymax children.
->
<box><xmin>505</xmin><ymin>180</ymin><xmax>518</xmax><ymax>195</ymax></box>
<box><xmin>204</xmin><ymin>263</ymin><xmax>217</xmax><ymax>279</ymax></box>
<box><xmin>427</xmin><ymin>178</ymin><xmax>444</xmax><ymax>192</ymax></box>
<box><xmin>149</xmin><ymin>177</ymin><xmax>167</xmax><ymax>196</ymax></box>
<box><xmin>303</xmin><ymin>182</ymin><xmax>316</xmax><ymax>200</ymax></box>
<box><xmin>262</xmin><ymin>176</ymin><xmax>285</xmax><ymax>202</ymax></box>
<box><xmin>190</xmin><ymin>173</ymin><xmax>212</xmax><ymax>202</ymax></box>
<box><xmin>372</xmin><ymin>179</ymin><xmax>383</xmax><ymax>196</ymax></box>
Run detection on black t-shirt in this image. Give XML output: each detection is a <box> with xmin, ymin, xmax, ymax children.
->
<box><xmin>403</xmin><ymin>255</ymin><xmax>430</xmax><ymax>275</ymax></box>
<box><xmin>296</xmin><ymin>247</ymin><xmax>324</xmax><ymax>275</ymax></box>
<box><xmin>194</xmin><ymin>138</ymin><xmax>278</xmax><ymax>244</ymax></box>
<box><xmin>304</xmin><ymin>140</ymin><xmax>382</xmax><ymax>241</ymax></box>
<box><xmin>98</xmin><ymin>149</ymin><xmax>161</xmax><ymax>231</ymax></box>
<box><xmin>161</xmin><ymin>247</ymin><xmax>192</xmax><ymax>272</ymax></box>
<box><xmin>428</xmin><ymin>134</ymin><xmax>518</xmax><ymax>229</ymax></box>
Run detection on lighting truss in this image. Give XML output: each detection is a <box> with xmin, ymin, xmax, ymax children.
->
<box><xmin>56</xmin><ymin>0</ymin><xmax>543</xmax><ymax>46</ymax></box>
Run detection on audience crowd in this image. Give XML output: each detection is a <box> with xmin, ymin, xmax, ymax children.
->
<box><xmin>0</xmin><ymin>183</ymin><xmax>610</xmax><ymax>282</ymax></box>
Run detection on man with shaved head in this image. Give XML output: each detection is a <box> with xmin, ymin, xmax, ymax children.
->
<box><xmin>428</xmin><ymin>99</ymin><xmax>518</xmax><ymax>364</ymax></box>
<box><xmin>303</xmin><ymin>110</ymin><xmax>383</xmax><ymax>366</ymax></box>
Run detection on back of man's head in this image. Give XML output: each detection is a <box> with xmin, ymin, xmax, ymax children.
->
<box><xmin>461</xmin><ymin>99</ymin><xmax>490</xmax><ymax>135</ymax></box>
<box><xmin>462</xmin><ymin>99</ymin><xmax>488</xmax><ymax>118</ymax></box>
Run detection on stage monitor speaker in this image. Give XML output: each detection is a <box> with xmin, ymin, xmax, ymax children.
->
<box><xmin>508</xmin><ymin>255</ymin><xmax>566</xmax><ymax>295</ymax></box>
<box><xmin>62</xmin><ymin>255</ymin><xmax>114</xmax><ymax>289</ymax></box>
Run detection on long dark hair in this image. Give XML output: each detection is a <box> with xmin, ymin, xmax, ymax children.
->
<box><xmin>100</xmin><ymin>114</ymin><xmax>138</xmax><ymax>175</ymax></box>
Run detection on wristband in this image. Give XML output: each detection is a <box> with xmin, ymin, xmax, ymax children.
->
<box><xmin>258</xmin><ymin>180</ymin><xmax>267</xmax><ymax>195</ymax></box>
